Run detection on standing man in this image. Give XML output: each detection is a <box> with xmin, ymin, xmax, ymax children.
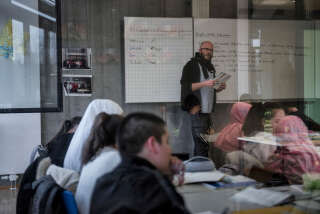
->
<box><xmin>180</xmin><ymin>41</ymin><xmax>226</xmax><ymax>157</ymax></box>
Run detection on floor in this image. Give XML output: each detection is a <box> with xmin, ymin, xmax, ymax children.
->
<box><xmin>0</xmin><ymin>187</ymin><xmax>17</xmax><ymax>214</ymax></box>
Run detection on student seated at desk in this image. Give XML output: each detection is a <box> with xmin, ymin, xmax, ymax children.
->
<box><xmin>265</xmin><ymin>116</ymin><xmax>320</xmax><ymax>184</ymax></box>
<box><xmin>225</xmin><ymin>104</ymin><xmax>276</xmax><ymax>175</ymax></box>
<box><xmin>64</xmin><ymin>99</ymin><xmax>124</xmax><ymax>173</ymax></box>
<box><xmin>242</xmin><ymin>104</ymin><xmax>277</xmax><ymax>163</ymax></box>
<box><xmin>215</xmin><ymin>102</ymin><xmax>252</xmax><ymax>152</ymax></box>
<box><xmin>284</xmin><ymin>103</ymin><xmax>320</xmax><ymax>132</ymax></box>
<box><xmin>47</xmin><ymin>116</ymin><xmax>81</xmax><ymax>167</ymax></box>
<box><xmin>271</xmin><ymin>107</ymin><xmax>286</xmax><ymax>131</ymax></box>
<box><xmin>76</xmin><ymin>113</ymin><xmax>123</xmax><ymax>214</ymax></box>
<box><xmin>90</xmin><ymin>113</ymin><xmax>189</xmax><ymax>214</ymax></box>
<box><xmin>245</xmin><ymin>102</ymin><xmax>286</xmax><ymax>163</ymax></box>
<box><xmin>264</xmin><ymin>102</ymin><xmax>286</xmax><ymax>133</ymax></box>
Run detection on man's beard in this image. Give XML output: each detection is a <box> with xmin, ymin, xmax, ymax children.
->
<box><xmin>200</xmin><ymin>53</ymin><xmax>212</xmax><ymax>62</ymax></box>
<box><xmin>198</xmin><ymin>52</ymin><xmax>214</xmax><ymax>72</ymax></box>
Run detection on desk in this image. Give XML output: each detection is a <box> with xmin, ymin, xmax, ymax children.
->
<box><xmin>178</xmin><ymin>184</ymin><xmax>264</xmax><ymax>213</ymax></box>
<box><xmin>178</xmin><ymin>184</ymin><xmax>320</xmax><ymax>214</ymax></box>
<box><xmin>205</xmin><ymin>133</ymin><xmax>320</xmax><ymax>147</ymax></box>
<box><xmin>178</xmin><ymin>184</ymin><xmax>237</xmax><ymax>213</ymax></box>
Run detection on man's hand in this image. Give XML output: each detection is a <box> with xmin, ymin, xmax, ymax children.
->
<box><xmin>192</xmin><ymin>80</ymin><xmax>216</xmax><ymax>91</ymax></box>
<box><xmin>169</xmin><ymin>156</ymin><xmax>185</xmax><ymax>186</ymax></box>
<box><xmin>191</xmin><ymin>79</ymin><xmax>218</xmax><ymax>91</ymax></box>
<box><xmin>216</xmin><ymin>82</ymin><xmax>226</xmax><ymax>92</ymax></box>
<box><xmin>202</xmin><ymin>79</ymin><xmax>216</xmax><ymax>87</ymax></box>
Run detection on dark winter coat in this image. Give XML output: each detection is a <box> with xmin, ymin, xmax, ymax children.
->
<box><xmin>180</xmin><ymin>53</ymin><xmax>216</xmax><ymax>112</ymax></box>
<box><xmin>90</xmin><ymin>155</ymin><xmax>191</xmax><ymax>214</ymax></box>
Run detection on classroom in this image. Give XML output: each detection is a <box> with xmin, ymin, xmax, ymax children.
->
<box><xmin>1</xmin><ymin>0</ymin><xmax>320</xmax><ymax>213</ymax></box>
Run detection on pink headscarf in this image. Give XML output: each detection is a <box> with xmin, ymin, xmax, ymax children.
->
<box><xmin>215</xmin><ymin>102</ymin><xmax>252</xmax><ymax>152</ymax></box>
<box><xmin>266</xmin><ymin>116</ymin><xmax>320</xmax><ymax>184</ymax></box>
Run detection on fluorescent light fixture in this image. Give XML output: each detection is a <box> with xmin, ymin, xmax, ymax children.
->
<box><xmin>41</xmin><ymin>0</ymin><xmax>55</xmax><ymax>7</ymax></box>
<box><xmin>11</xmin><ymin>0</ymin><xmax>56</xmax><ymax>22</ymax></box>
<box><xmin>260</xmin><ymin>0</ymin><xmax>293</xmax><ymax>6</ymax></box>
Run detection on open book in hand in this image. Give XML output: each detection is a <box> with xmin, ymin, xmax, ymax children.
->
<box><xmin>213</xmin><ymin>72</ymin><xmax>231</xmax><ymax>90</ymax></box>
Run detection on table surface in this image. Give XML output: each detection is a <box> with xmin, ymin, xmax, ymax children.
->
<box><xmin>205</xmin><ymin>132</ymin><xmax>320</xmax><ymax>147</ymax></box>
<box><xmin>178</xmin><ymin>184</ymin><xmax>320</xmax><ymax>214</ymax></box>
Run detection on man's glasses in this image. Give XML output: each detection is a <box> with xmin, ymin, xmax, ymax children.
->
<box><xmin>200</xmin><ymin>48</ymin><xmax>213</xmax><ymax>52</ymax></box>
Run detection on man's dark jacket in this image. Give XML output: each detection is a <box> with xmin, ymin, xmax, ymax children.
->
<box><xmin>180</xmin><ymin>54</ymin><xmax>216</xmax><ymax>112</ymax></box>
<box><xmin>90</xmin><ymin>155</ymin><xmax>191</xmax><ymax>214</ymax></box>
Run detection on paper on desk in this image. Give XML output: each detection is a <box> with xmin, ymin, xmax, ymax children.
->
<box><xmin>224</xmin><ymin>175</ymin><xmax>256</xmax><ymax>183</ymax></box>
<box><xmin>230</xmin><ymin>187</ymin><xmax>293</xmax><ymax>207</ymax></box>
<box><xmin>238</xmin><ymin>136</ymin><xmax>281</xmax><ymax>146</ymax></box>
<box><xmin>184</xmin><ymin>170</ymin><xmax>225</xmax><ymax>184</ymax></box>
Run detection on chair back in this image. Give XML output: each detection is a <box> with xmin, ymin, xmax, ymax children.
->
<box><xmin>62</xmin><ymin>190</ymin><xmax>78</xmax><ymax>214</ymax></box>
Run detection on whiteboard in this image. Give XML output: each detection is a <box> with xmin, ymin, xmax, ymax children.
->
<box><xmin>124</xmin><ymin>17</ymin><xmax>193</xmax><ymax>103</ymax></box>
<box><xmin>0</xmin><ymin>113</ymin><xmax>41</xmax><ymax>175</ymax></box>
<box><xmin>124</xmin><ymin>17</ymin><xmax>315</xmax><ymax>103</ymax></box>
<box><xmin>194</xmin><ymin>19</ymin><xmax>239</xmax><ymax>101</ymax></box>
<box><xmin>194</xmin><ymin>18</ymin><xmax>315</xmax><ymax>101</ymax></box>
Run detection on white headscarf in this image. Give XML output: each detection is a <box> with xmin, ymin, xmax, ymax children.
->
<box><xmin>63</xmin><ymin>99</ymin><xmax>123</xmax><ymax>172</ymax></box>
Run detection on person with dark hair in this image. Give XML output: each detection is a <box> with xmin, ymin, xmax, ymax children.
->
<box><xmin>242</xmin><ymin>103</ymin><xmax>277</xmax><ymax>161</ymax></box>
<box><xmin>90</xmin><ymin>112</ymin><xmax>189</xmax><ymax>214</ymax></box>
<box><xmin>76</xmin><ymin>112</ymin><xmax>123</xmax><ymax>214</ymax></box>
<box><xmin>263</xmin><ymin>102</ymin><xmax>286</xmax><ymax>133</ymax></box>
<box><xmin>180</xmin><ymin>41</ymin><xmax>226</xmax><ymax>157</ymax></box>
<box><xmin>46</xmin><ymin>116</ymin><xmax>82</xmax><ymax>167</ymax></box>
<box><xmin>64</xmin><ymin>99</ymin><xmax>124</xmax><ymax>172</ymax></box>
<box><xmin>225</xmin><ymin>103</ymin><xmax>274</xmax><ymax>175</ymax></box>
<box><xmin>283</xmin><ymin>103</ymin><xmax>320</xmax><ymax>131</ymax></box>
<box><xmin>241</xmin><ymin>103</ymin><xmax>266</xmax><ymax>137</ymax></box>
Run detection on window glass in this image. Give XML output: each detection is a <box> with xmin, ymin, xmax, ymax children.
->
<box><xmin>0</xmin><ymin>0</ymin><xmax>61</xmax><ymax>112</ymax></box>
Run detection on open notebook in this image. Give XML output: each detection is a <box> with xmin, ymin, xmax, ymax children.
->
<box><xmin>184</xmin><ymin>170</ymin><xmax>225</xmax><ymax>184</ymax></box>
<box><xmin>230</xmin><ymin>187</ymin><xmax>294</xmax><ymax>207</ymax></box>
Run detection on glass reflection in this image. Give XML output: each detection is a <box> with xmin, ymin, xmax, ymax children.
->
<box><xmin>215</xmin><ymin>102</ymin><xmax>320</xmax><ymax>185</ymax></box>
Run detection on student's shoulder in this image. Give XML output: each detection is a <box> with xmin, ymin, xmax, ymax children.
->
<box><xmin>130</xmin><ymin>166</ymin><xmax>163</xmax><ymax>183</ymax></box>
<box><xmin>126</xmin><ymin>166</ymin><xmax>171</xmax><ymax>193</ymax></box>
